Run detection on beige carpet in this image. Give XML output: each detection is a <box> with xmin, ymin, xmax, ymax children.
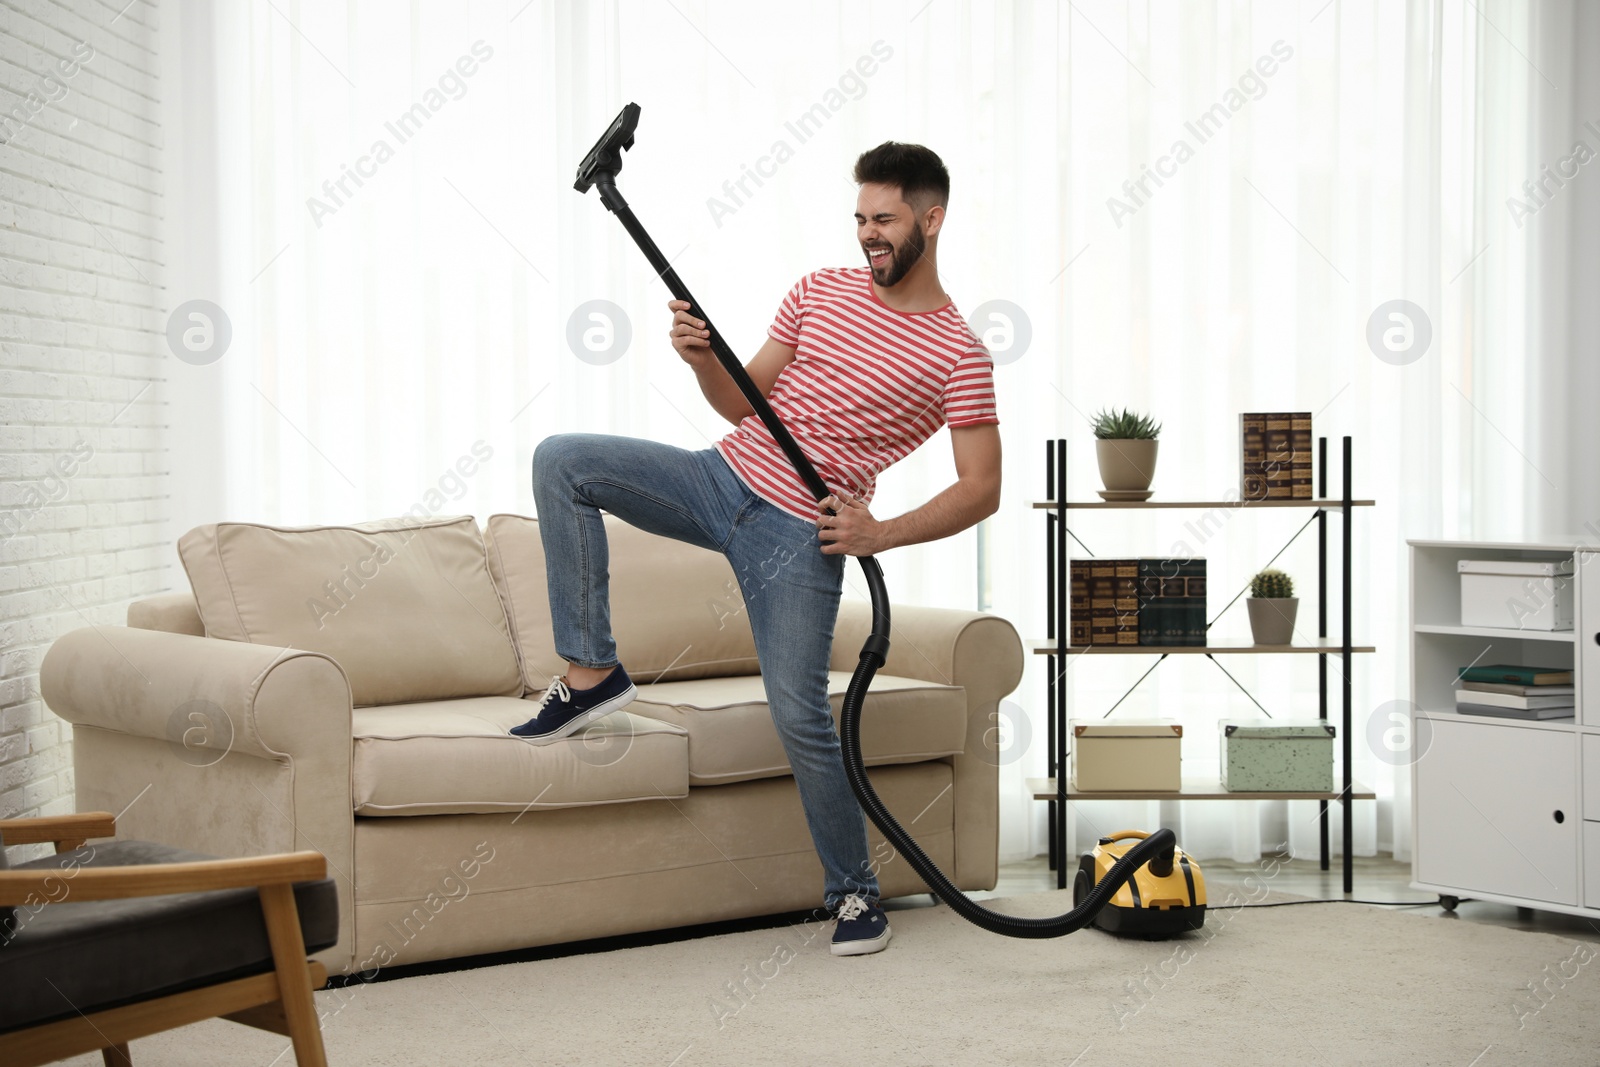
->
<box><xmin>63</xmin><ymin>889</ymin><xmax>1600</xmax><ymax>1067</ymax></box>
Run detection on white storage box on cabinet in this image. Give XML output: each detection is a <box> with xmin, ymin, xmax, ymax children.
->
<box><xmin>1069</xmin><ymin>719</ymin><xmax>1181</xmax><ymax>792</ymax></box>
<box><xmin>1458</xmin><ymin>558</ymin><xmax>1573</xmax><ymax>630</ymax></box>
<box><xmin>1220</xmin><ymin>720</ymin><xmax>1335</xmax><ymax>792</ymax></box>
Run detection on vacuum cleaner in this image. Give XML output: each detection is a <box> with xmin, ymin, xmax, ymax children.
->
<box><xmin>574</xmin><ymin>102</ymin><xmax>1205</xmax><ymax>940</ymax></box>
<box><xmin>1073</xmin><ymin>831</ymin><xmax>1206</xmax><ymax>937</ymax></box>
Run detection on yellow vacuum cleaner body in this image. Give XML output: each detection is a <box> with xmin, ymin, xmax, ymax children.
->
<box><xmin>1073</xmin><ymin>830</ymin><xmax>1207</xmax><ymax>938</ymax></box>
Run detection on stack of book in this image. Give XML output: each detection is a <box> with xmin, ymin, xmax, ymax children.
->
<box><xmin>1070</xmin><ymin>559</ymin><xmax>1140</xmax><ymax>646</ymax></box>
<box><xmin>1454</xmin><ymin>664</ymin><xmax>1574</xmax><ymax>720</ymax></box>
<box><xmin>1240</xmin><ymin>412</ymin><xmax>1313</xmax><ymax>501</ymax></box>
<box><xmin>1070</xmin><ymin>558</ymin><xmax>1206</xmax><ymax>647</ymax></box>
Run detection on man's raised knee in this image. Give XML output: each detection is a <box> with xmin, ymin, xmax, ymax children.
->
<box><xmin>533</xmin><ymin>433</ymin><xmax>589</xmax><ymax>484</ymax></box>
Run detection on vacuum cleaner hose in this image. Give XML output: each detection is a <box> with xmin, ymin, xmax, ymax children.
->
<box><xmin>576</xmin><ymin>103</ymin><xmax>1179</xmax><ymax>938</ymax></box>
<box><xmin>838</xmin><ymin>558</ymin><xmax>1177</xmax><ymax>937</ymax></box>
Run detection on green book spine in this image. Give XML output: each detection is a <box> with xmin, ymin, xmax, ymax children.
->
<box><xmin>1183</xmin><ymin>559</ymin><xmax>1207</xmax><ymax>645</ymax></box>
<box><xmin>1138</xmin><ymin>560</ymin><xmax>1162</xmax><ymax>646</ymax></box>
<box><xmin>1160</xmin><ymin>571</ymin><xmax>1185</xmax><ymax>646</ymax></box>
<box><xmin>1458</xmin><ymin>664</ymin><xmax>1573</xmax><ymax>686</ymax></box>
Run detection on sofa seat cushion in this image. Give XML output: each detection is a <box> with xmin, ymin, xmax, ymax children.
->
<box><xmin>351</xmin><ymin>697</ymin><xmax>690</xmax><ymax>816</ymax></box>
<box><xmin>0</xmin><ymin>840</ymin><xmax>338</xmax><ymax>1034</ymax></box>
<box><xmin>631</xmin><ymin>671</ymin><xmax>967</xmax><ymax>786</ymax></box>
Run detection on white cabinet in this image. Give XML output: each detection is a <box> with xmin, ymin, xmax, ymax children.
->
<box><xmin>1409</xmin><ymin>539</ymin><xmax>1599</xmax><ymax>917</ymax></box>
<box><xmin>1414</xmin><ymin>718</ymin><xmax>1576</xmax><ymax>906</ymax></box>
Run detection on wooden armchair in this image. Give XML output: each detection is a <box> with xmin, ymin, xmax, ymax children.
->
<box><xmin>0</xmin><ymin>812</ymin><xmax>334</xmax><ymax>1066</ymax></box>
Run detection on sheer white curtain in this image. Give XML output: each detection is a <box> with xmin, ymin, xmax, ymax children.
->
<box><xmin>184</xmin><ymin>0</ymin><xmax>1590</xmax><ymax>865</ymax></box>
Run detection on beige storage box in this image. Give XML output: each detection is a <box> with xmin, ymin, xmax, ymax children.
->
<box><xmin>1069</xmin><ymin>718</ymin><xmax>1182</xmax><ymax>792</ymax></box>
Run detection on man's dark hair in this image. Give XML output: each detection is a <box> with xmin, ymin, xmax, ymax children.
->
<box><xmin>852</xmin><ymin>142</ymin><xmax>949</xmax><ymax>210</ymax></box>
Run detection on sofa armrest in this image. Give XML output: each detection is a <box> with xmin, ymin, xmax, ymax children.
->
<box><xmin>39</xmin><ymin>626</ymin><xmax>358</xmax><ymax>973</ymax></box>
<box><xmin>831</xmin><ymin>598</ymin><xmax>1023</xmax><ymax>703</ymax></box>
<box><xmin>831</xmin><ymin>598</ymin><xmax>1023</xmax><ymax>890</ymax></box>
<box><xmin>42</xmin><ymin>627</ymin><xmax>352</xmax><ymax>763</ymax></box>
<box><xmin>127</xmin><ymin>592</ymin><xmax>204</xmax><ymax>635</ymax></box>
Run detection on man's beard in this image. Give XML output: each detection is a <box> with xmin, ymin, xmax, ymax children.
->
<box><xmin>866</xmin><ymin>222</ymin><xmax>926</xmax><ymax>288</ymax></box>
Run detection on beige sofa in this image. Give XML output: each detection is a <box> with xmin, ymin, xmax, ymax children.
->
<box><xmin>38</xmin><ymin>513</ymin><xmax>1023</xmax><ymax>975</ymax></box>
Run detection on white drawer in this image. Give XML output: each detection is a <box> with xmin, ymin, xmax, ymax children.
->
<box><xmin>1588</xmin><ymin>734</ymin><xmax>1600</xmax><ymax>822</ymax></box>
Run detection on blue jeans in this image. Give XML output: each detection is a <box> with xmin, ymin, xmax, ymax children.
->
<box><xmin>531</xmin><ymin>433</ymin><xmax>879</xmax><ymax>908</ymax></box>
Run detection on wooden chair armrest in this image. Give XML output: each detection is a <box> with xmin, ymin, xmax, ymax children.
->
<box><xmin>0</xmin><ymin>812</ymin><xmax>117</xmax><ymax>851</ymax></box>
<box><xmin>0</xmin><ymin>850</ymin><xmax>327</xmax><ymax>906</ymax></box>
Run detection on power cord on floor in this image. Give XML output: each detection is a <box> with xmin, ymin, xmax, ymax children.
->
<box><xmin>1215</xmin><ymin>897</ymin><xmax>1445</xmax><ymax>909</ymax></box>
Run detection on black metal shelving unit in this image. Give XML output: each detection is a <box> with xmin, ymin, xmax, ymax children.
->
<box><xmin>1034</xmin><ymin>436</ymin><xmax>1376</xmax><ymax>892</ymax></box>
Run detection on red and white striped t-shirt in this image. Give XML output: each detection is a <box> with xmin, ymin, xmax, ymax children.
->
<box><xmin>714</xmin><ymin>267</ymin><xmax>999</xmax><ymax>524</ymax></box>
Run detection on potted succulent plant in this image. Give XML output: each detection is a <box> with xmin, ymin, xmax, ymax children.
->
<box><xmin>1092</xmin><ymin>408</ymin><xmax>1161</xmax><ymax>498</ymax></box>
<box><xmin>1247</xmin><ymin>569</ymin><xmax>1299</xmax><ymax>645</ymax></box>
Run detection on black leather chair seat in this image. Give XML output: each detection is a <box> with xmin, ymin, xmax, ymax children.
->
<box><xmin>0</xmin><ymin>840</ymin><xmax>338</xmax><ymax>1033</ymax></box>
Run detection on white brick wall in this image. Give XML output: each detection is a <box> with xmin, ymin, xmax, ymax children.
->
<box><xmin>0</xmin><ymin>0</ymin><xmax>166</xmax><ymax>832</ymax></box>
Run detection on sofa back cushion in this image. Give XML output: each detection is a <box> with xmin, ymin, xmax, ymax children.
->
<box><xmin>178</xmin><ymin>515</ymin><xmax>523</xmax><ymax>707</ymax></box>
<box><xmin>483</xmin><ymin>513</ymin><xmax>759</xmax><ymax>689</ymax></box>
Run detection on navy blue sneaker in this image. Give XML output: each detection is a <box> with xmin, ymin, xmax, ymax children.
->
<box><xmin>830</xmin><ymin>894</ymin><xmax>892</xmax><ymax>956</ymax></box>
<box><xmin>509</xmin><ymin>666</ymin><xmax>636</xmax><ymax>745</ymax></box>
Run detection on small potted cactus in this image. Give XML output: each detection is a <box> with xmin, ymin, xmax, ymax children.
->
<box><xmin>1247</xmin><ymin>568</ymin><xmax>1299</xmax><ymax>646</ymax></box>
<box><xmin>1092</xmin><ymin>407</ymin><xmax>1161</xmax><ymax>497</ymax></box>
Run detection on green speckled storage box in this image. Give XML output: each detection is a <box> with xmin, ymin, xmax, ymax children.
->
<box><xmin>1220</xmin><ymin>720</ymin><xmax>1335</xmax><ymax>792</ymax></box>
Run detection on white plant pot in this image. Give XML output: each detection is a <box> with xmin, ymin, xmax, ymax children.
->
<box><xmin>1247</xmin><ymin>598</ymin><xmax>1299</xmax><ymax>646</ymax></box>
<box><xmin>1095</xmin><ymin>439</ymin><xmax>1159</xmax><ymax>492</ymax></box>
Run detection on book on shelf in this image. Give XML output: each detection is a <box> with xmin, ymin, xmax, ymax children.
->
<box><xmin>1175</xmin><ymin>558</ymin><xmax>1207</xmax><ymax>645</ymax></box>
<box><xmin>1137</xmin><ymin>561</ymin><xmax>1162</xmax><ymax>647</ymax></box>
<box><xmin>1240</xmin><ymin>413</ymin><xmax>1267</xmax><ymax>501</ymax></box>
<box><xmin>1083</xmin><ymin>558</ymin><xmax>1139</xmax><ymax>646</ymax></box>
<box><xmin>1459</xmin><ymin>681</ymin><xmax>1574</xmax><ymax>697</ymax></box>
<box><xmin>1158</xmin><ymin>572</ymin><xmax>1187</xmax><ymax>645</ymax></box>
<box><xmin>1453</xmin><ymin>689</ymin><xmax>1574</xmax><ymax>711</ymax></box>
<box><xmin>1458</xmin><ymin>664</ymin><xmax>1573</xmax><ymax>686</ymax></box>
<box><xmin>1089</xmin><ymin>560</ymin><xmax>1116</xmax><ymax>646</ymax></box>
<box><xmin>1113</xmin><ymin>558</ymin><xmax>1140</xmax><ymax>646</ymax></box>
<box><xmin>1240</xmin><ymin>411</ymin><xmax>1313</xmax><ymax>501</ymax></box>
<box><xmin>1264</xmin><ymin>413</ymin><xmax>1294</xmax><ymax>500</ymax></box>
<box><xmin>1290</xmin><ymin>413</ymin><xmax>1313</xmax><ymax>499</ymax></box>
<box><xmin>1456</xmin><ymin>703</ymin><xmax>1574</xmax><ymax>721</ymax></box>
<box><xmin>1069</xmin><ymin>559</ymin><xmax>1091</xmax><ymax>646</ymax></box>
